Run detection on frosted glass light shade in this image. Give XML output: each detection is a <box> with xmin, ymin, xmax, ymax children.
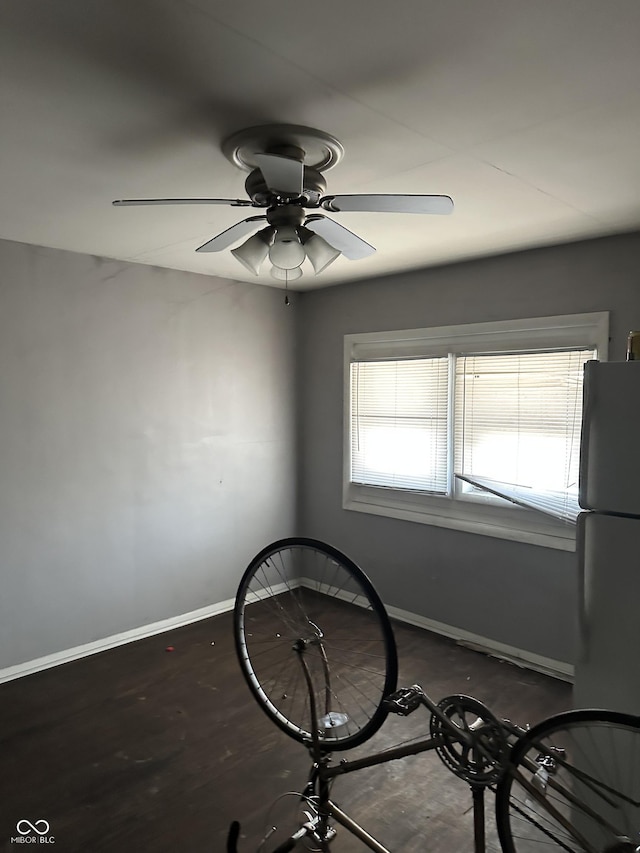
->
<box><xmin>231</xmin><ymin>227</ymin><xmax>274</xmax><ymax>275</ymax></box>
<box><xmin>270</xmin><ymin>265</ymin><xmax>303</xmax><ymax>281</ymax></box>
<box><xmin>302</xmin><ymin>231</ymin><xmax>340</xmax><ymax>273</ymax></box>
<box><xmin>269</xmin><ymin>226</ymin><xmax>305</xmax><ymax>269</ymax></box>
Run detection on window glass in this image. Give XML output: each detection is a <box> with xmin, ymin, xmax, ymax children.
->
<box><xmin>454</xmin><ymin>349</ymin><xmax>595</xmax><ymax>519</ymax></box>
<box><xmin>350</xmin><ymin>358</ymin><xmax>448</xmax><ymax>492</ymax></box>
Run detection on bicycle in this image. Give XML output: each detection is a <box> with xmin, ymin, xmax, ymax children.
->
<box><xmin>227</xmin><ymin>537</ymin><xmax>640</xmax><ymax>853</ymax></box>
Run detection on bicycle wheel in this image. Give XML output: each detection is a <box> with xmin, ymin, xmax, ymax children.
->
<box><xmin>496</xmin><ymin>709</ymin><xmax>640</xmax><ymax>852</ymax></box>
<box><xmin>234</xmin><ymin>538</ymin><xmax>398</xmax><ymax>750</ymax></box>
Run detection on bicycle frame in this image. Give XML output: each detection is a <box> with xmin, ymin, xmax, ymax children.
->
<box><xmin>241</xmin><ymin>646</ymin><xmax>638</xmax><ymax>853</ymax></box>
<box><xmin>296</xmin><ymin>737</ymin><xmax>473</xmax><ymax>853</ymax></box>
<box><xmin>256</xmin><ymin>646</ymin><xmax>522</xmax><ymax>853</ymax></box>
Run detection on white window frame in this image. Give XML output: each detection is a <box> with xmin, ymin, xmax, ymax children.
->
<box><xmin>343</xmin><ymin>312</ymin><xmax>609</xmax><ymax>551</ymax></box>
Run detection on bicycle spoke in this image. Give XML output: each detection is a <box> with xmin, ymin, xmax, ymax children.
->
<box><xmin>496</xmin><ymin>710</ymin><xmax>640</xmax><ymax>852</ymax></box>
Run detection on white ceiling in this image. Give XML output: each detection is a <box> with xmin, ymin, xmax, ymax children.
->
<box><xmin>2</xmin><ymin>0</ymin><xmax>640</xmax><ymax>290</ymax></box>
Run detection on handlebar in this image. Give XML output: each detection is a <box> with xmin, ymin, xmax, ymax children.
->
<box><xmin>227</xmin><ymin>821</ymin><xmax>240</xmax><ymax>852</ymax></box>
<box><xmin>271</xmin><ymin>834</ymin><xmax>302</xmax><ymax>852</ymax></box>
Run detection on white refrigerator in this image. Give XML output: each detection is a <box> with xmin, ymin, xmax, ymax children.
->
<box><xmin>573</xmin><ymin>359</ymin><xmax>640</xmax><ymax>712</ymax></box>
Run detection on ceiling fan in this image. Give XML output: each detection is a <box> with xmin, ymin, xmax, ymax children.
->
<box><xmin>113</xmin><ymin>124</ymin><xmax>454</xmax><ymax>282</ymax></box>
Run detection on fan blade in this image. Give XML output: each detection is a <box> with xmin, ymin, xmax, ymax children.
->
<box><xmin>305</xmin><ymin>215</ymin><xmax>375</xmax><ymax>260</ymax></box>
<box><xmin>253</xmin><ymin>153</ymin><xmax>304</xmax><ymax>196</ymax></box>
<box><xmin>195</xmin><ymin>216</ymin><xmax>267</xmax><ymax>253</ymax></box>
<box><xmin>113</xmin><ymin>197</ymin><xmax>252</xmax><ymax>207</ymax></box>
<box><xmin>321</xmin><ymin>194</ymin><xmax>454</xmax><ymax>215</ymax></box>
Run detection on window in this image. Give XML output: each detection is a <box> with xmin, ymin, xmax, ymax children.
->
<box><xmin>344</xmin><ymin>313</ymin><xmax>609</xmax><ymax>550</ymax></box>
<box><xmin>350</xmin><ymin>357</ymin><xmax>449</xmax><ymax>493</ymax></box>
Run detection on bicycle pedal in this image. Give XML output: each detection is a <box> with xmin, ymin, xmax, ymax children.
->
<box><xmin>383</xmin><ymin>686</ymin><xmax>423</xmax><ymax>715</ymax></box>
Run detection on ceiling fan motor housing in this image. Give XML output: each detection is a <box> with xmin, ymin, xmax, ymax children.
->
<box><xmin>244</xmin><ymin>165</ymin><xmax>327</xmax><ymax>206</ymax></box>
<box><xmin>265</xmin><ymin>205</ymin><xmax>306</xmax><ymax>229</ymax></box>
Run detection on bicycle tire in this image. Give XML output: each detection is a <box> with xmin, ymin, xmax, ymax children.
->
<box><xmin>496</xmin><ymin>708</ymin><xmax>640</xmax><ymax>852</ymax></box>
<box><xmin>234</xmin><ymin>538</ymin><xmax>398</xmax><ymax>750</ymax></box>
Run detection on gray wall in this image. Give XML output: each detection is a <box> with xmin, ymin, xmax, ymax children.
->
<box><xmin>0</xmin><ymin>239</ymin><xmax>296</xmax><ymax>671</ymax></box>
<box><xmin>4</xmin><ymin>230</ymin><xmax>639</xmax><ymax>676</ymax></box>
<box><xmin>296</xmin><ymin>231</ymin><xmax>640</xmax><ymax>666</ymax></box>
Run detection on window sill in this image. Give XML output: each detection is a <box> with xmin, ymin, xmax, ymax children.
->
<box><xmin>343</xmin><ymin>485</ymin><xmax>576</xmax><ymax>551</ymax></box>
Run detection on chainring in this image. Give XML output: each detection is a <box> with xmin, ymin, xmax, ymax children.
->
<box><xmin>429</xmin><ymin>694</ymin><xmax>509</xmax><ymax>785</ymax></box>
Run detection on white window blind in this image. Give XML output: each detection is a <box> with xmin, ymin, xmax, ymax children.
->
<box><xmin>454</xmin><ymin>348</ymin><xmax>595</xmax><ymax>521</ymax></box>
<box><xmin>350</xmin><ymin>358</ymin><xmax>449</xmax><ymax>492</ymax></box>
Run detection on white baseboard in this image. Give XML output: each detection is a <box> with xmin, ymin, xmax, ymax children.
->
<box><xmin>0</xmin><ymin>592</ymin><xmax>573</xmax><ymax>686</ymax></box>
<box><xmin>0</xmin><ymin>597</ymin><xmax>235</xmax><ymax>685</ymax></box>
<box><xmin>386</xmin><ymin>604</ymin><xmax>574</xmax><ymax>683</ymax></box>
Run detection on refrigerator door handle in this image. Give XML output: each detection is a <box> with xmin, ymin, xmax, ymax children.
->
<box><xmin>576</xmin><ymin>512</ymin><xmax>589</xmax><ymax>662</ymax></box>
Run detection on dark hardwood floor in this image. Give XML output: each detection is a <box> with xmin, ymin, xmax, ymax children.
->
<box><xmin>0</xmin><ymin>610</ymin><xmax>571</xmax><ymax>852</ymax></box>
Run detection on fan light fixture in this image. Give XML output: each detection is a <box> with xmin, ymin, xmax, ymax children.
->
<box><xmin>298</xmin><ymin>227</ymin><xmax>340</xmax><ymax>274</ymax></box>
<box><xmin>268</xmin><ymin>226</ymin><xmax>306</xmax><ymax>270</ymax></box>
<box><xmin>270</xmin><ymin>265</ymin><xmax>303</xmax><ymax>282</ymax></box>
<box><xmin>231</xmin><ymin>227</ymin><xmax>275</xmax><ymax>275</ymax></box>
<box><xmin>231</xmin><ymin>223</ymin><xmax>342</xmax><ymax>279</ymax></box>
